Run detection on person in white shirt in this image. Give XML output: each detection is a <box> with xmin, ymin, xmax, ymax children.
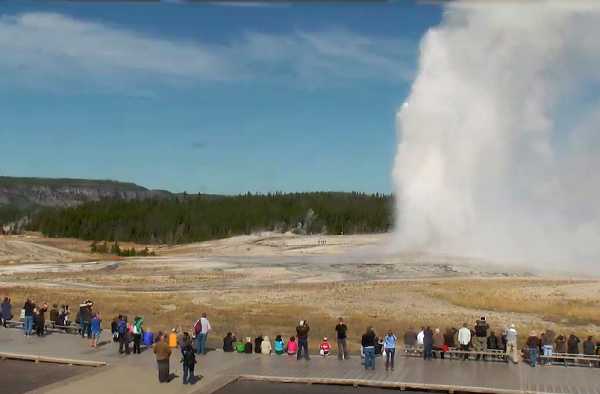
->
<box><xmin>458</xmin><ymin>323</ymin><xmax>472</xmax><ymax>360</ymax></box>
<box><xmin>417</xmin><ymin>327</ymin><xmax>425</xmax><ymax>351</ymax></box>
<box><xmin>196</xmin><ymin>312</ymin><xmax>212</xmax><ymax>355</ymax></box>
<box><xmin>506</xmin><ymin>324</ymin><xmax>518</xmax><ymax>363</ymax></box>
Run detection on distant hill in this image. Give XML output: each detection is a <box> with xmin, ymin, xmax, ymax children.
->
<box><xmin>0</xmin><ymin>176</ymin><xmax>171</xmax><ymax>228</ymax></box>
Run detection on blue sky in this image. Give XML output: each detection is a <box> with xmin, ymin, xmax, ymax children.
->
<box><xmin>0</xmin><ymin>1</ymin><xmax>442</xmax><ymax>194</ymax></box>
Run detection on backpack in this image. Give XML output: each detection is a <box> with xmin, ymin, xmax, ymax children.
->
<box><xmin>118</xmin><ymin>320</ymin><xmax>127</xmax><ymax>335</ymax></box>
<box><xmin>193</xmin><ymin>319</ymin><xmax>202</xmax><ymax>336</ymax></box>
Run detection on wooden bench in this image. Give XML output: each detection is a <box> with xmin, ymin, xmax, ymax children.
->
<box><xmin>400</xmin><ymin>346</ymin><xmax>508</xmax><ymax>362</ymax></box>
<box><xmin>4</xmin><ymin>320</ymin><xmax>81</xmax><ymax>335</ymax></box>
<box><xmin>445</xmin><ymin>349</ymin><xmax>508</xmax><ymax>362</ymax></box>
<box><xmin>540</xmin><ymin>353</ymin><xmax>600</xmax><ymax>367</ymax></box>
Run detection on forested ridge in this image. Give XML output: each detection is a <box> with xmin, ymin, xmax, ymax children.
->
<box><xmin>30</xmin><ymin>192</ymin><xmax>393</xmax><ymax>244</ymax></box>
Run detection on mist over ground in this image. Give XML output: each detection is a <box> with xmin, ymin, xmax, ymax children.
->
<box><xmin>393</xmin><ymin>1</ymin><xmax>600</xmax><ymax>270</ymax></box>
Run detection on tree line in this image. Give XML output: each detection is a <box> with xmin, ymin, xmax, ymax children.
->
<box><xmin>30</xmin><ymin>192</ymin><xmax>393</xmax><ymax>244</ymax></box>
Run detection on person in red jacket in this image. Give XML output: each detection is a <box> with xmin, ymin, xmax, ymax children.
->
<box><xmin>320</xmin><ymin>337</ymin><xmax>331</xmax><ymax>356</ymax></box>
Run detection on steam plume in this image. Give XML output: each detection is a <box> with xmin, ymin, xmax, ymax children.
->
<box><xmin>393</xmin><ymin>2</ymin><xmax>600</xmax><ymax>268</ymax></box>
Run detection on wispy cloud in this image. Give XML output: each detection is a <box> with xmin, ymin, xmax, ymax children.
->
<box><xmin>0</xmin><ymin>12</ymin><xmax>414</xmax><ymax>93</ymax></box>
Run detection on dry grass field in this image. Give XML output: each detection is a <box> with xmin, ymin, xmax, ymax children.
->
<box><xmin>2</xmin><ymin>233</ymin><xmax>600</xmax><ymax>351</ymax></box>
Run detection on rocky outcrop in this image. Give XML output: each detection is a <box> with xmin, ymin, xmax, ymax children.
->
<box><xmin>0</xmin><ymin>176</ymin><xmax>171</xmax><ymax>228</ymax></box>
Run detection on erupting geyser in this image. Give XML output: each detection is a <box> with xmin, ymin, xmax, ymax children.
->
<box><xmin>393</xmin><ymin>2</ymin><xmax>600</xmax><ymax>268</ymax></box>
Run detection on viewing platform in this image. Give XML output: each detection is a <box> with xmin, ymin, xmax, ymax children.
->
<box><xmin>2</xmin><ymin>328</ymin><xmax>600</xmax><ymax>394</ymax></box>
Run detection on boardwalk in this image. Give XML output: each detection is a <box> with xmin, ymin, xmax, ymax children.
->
<box><xmin>2</xmin><ymin>328</ymin><xmax>600</xmax><ymax>394</ymax></box>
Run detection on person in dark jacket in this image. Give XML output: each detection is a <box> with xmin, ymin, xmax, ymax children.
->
<box><xmin>474</xmin><ymin>317</ymin><xmax>489</xmax><ymax>360</ymax></box>
<box><xmin>223</xmin><ymin>332</ymin><xmax>236</xmax><ymax>352</ymax></box>
<box><xmin>443</xmin><ymin>328</ymin><xmax>456</xmax><ymax>349</ymax></box>
<box><xmin>180</xmin><ymin>332</ymin><xmax>196</xmax><ymax>384</ymax></box>
<box><xmin>526</xmin><ymin>332</ymin><xmax>540</xmax><ymax>367</ymax></box>
<box><xmin>23</xmin><ymin>299</ymin><xmax>35</xmax><ymax>336</ymax></box>
<box><xmin>49</xmin><ymin>304</ymin><xmax>59</xmax><ymax>328</ymax></box>
<box><xmin>296</xmin><ymin>320</ymin><xmax>310</xmax><ymax>361</ymax></box>
<box><xmin>583</xmin><ymin>336</ymin><xmax>596</xmax><ymax>355</ymax></box>
<box><xmin>244</xmin><ymin>337</ymin><xmax>253</xmax><ymax>353</ymax></box>
<box><xmin>254</xmin><ymin>336</ymin><xmax>263</xmax><ymax>354</ymax></box>
<box><xmin>423</xmin><ymin>326</ymin><xmax>434</xmax><ymax>360</ymax></box>
<box><xmin>36</xmin><ymin>303</ymin><xmax>47</xmax><ymax>337</ymax></box>
<box><xmin>361</xmin><ymin>327</ymin><xmax>376</xmax><ymax>370</ymax></box>
<box><xmin>567</xmin><ymin>334</ymin><xmax>581</xmax><ymax>354</ymax></box>
<box><xmin>117</xmin><ymin>315</ymin><xmax>130</xmax><ymax>354</ymax></box>
<box><xmin>487</xmin><ymin>331</ymin><xmax>499</xmax><ymax>350</ymax></box>
<box><xmin>404</xmin><ymin>327</ymin><xmax>417</xmax><ymax>352</ymax></box>
<box><xmin>1</xmin><ymin>297</ymin><xmax>12</xmax><ymax>328</ymax></box>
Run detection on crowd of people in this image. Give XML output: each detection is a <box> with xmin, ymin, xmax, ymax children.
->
<box><xmin>3</xmin><ymin>295</ymin><xmax>600</xmax><ymax>385</ymax></box>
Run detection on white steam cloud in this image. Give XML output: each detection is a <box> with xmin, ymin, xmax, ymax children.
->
<box><xmin>393</xmin><ymin>2</ymin><xmax>600</xmax><ymax>269</ymax></box>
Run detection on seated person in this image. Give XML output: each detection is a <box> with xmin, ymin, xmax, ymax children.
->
<box><xmin>223</xmin><ymin>332</ymin><xmax>236</xmax><ymax>352</ymax></box>
<box><xmin>235</xmin><ymin>339</ymin><xmax>246</xmax><ymax>353</ymax></box>
<box><xmin>320</xmin><ymin>337</ymin><xmax>331</xmax><ymax>356</ymax></box>
<box><xmin>287</xmin><ymin>336</ymin><xmax>298</xmax><ymax>355</ymax></box>
<box><xmin>261</xmin><ymin>336</ymin><xmax>272</xmax><ymax>355</ymax></box>
<box><xmin>274</xmin><ymin>335</ymin><xmax>285</xmax><ymax>355</ymax></box>
<box><xmin>244</xmin><ymin>337</ymin><xmax>253</xmax><ymax>354</ymax></box>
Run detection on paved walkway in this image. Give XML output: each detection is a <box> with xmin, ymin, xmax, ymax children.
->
<box><xmin>2</xmin><ymin>328</ymin><xmax>600</xmax><ymax>394</ymax></box>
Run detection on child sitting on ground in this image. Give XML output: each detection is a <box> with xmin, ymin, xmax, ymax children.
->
<box><xmin>320</xmin><ymin>336</ymin><xmax>331</xmax><ymax>356</ymax></box>
<box><xmin>274</xmin><ymin>335</ymin><xmax>285</xmax><ymax>355</ymax></box>
<box><xmin>261</xmin><ymin>336</ymin><xmax>272</xmax><ymax>355</ymax></box>
<box><xmin>244</xmin><ymin>337</ymin><xmax>253</xmax><ymax>353</ymax></box>
<box><xmin>235</xmin><ymin>338</ymin><xmax>246</xmax><ymax>353</ymax></box>
<box><xmin>287</xmin><ymin>336</ymin><xmax>298</xmax><ymax>356</ymax></box>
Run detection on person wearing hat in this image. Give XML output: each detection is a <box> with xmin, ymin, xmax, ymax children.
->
<box><xmin>506</xmin><ymin>324</ymin><xmax>518</xmax><ymax>363</ymax></box>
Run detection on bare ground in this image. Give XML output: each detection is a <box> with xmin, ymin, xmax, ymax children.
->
<box><xmin>1</xmin><ymin>232</ymin><xmax>599</xmax><ymax>349</ymax></box>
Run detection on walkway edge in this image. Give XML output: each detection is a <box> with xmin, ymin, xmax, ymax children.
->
<box><xmin>0</xmin><ymin>352</ymin><xmax>108</xmax><ymax>367</ymax></box>
<box><xmin>236</xmin><ymin>374</ymin><xmax>546</xmax><ymax>394</ymax></box>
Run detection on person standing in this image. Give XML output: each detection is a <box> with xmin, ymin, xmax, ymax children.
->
<box><xmin>416</xmin><ymin>327</ymin><xmax>425</xmax><ymax>352</ymax></box>
<box><xmin>132</xmin><ymin>316</ymin><xmax>144</xmax><ymax>354</ymax></box>
<box><xmin>196</xmin><ymin>313</ymin><xmax>211</xmax><ymax>355</ymax></box>
<box><xmin>506</xmin><ymin>324</ymin><xmax>519</xmax><ymax>363</ymax></box>
<box><xmin>180</xmin><ymin>333</ymin><xmax>196</xmax><ymax>385</ymax></box>
<box><xmin>49</xmin><ymin>304</ymin><xmax>59</xmax><ymax>328</ymax></box>
<box><xmin>296</xmin><ymin>320</ymin><xmax>310</xmax><ymax>360</ymax></box>
<box><xmin>154</xmin><ymin>332</ymin><xmax>172</xmax><ymax>383</ymax></box>
<box><xmin>23</xmin><ymin>299</ymin><xmax>35</xmax><ymax>336</ymax></box>
<box><xmin>335</xmin><ymin>317</ymin><xmax>349</xmax><ymax>360</ymax></box>
<box><xmin>361</xmin><ymin>327</ymin><xmax>376</xmax><ymax>370</ymax></box>
<box><xmin>404</xmin><ymin>327</ymin><xmax>417</xmax><ymax>352</ymax></box>
<box><xmin>423</xmin><ymin>326</ymin><xmax>434</xmax><ymax>360</ymax></box>
<box><xmin>118</xmin><ymin>315</ymin><xmax>130</xmax><ymax>354</ymax></box>
<box><xmin>79</xmin><ymin>301</ymin><xmax>91</xmax><ymax>339</ymax></box>
<box><xmin>567</xmin><ymin>334</ymin><xmax>581</xmax><ymax>354</ymax></box>
<box><xmin>1</xmin><ymin>297</ymin><xmax>12</xmax><ymax>328</ymax></box>
<box><xmin>90</xmin><ymin>313</ymin><xmax>102</xmax><ymax>348</ymax></box>
<box><xmin>526</xmin><ymin>331</ymin><xmax>540</xmax><ymax>367</ymax></box>
<box><xmin>458</xmin><ymin>323</ymin><xmax>471</xmax><ymax>360</ymax></box>
<box><xmin>542</xmin><ymin>329</ymin><xmax>555</xmax><ymax>364</ymax></box>
<box><xmin>473</xmin><ymin>317</ymin><xmax>489</xmax><ymax>360</ymax></box>
<box><xmin>384</xmin><ymin>330</ymin><xmax>397</xmax><ymax>371</ymax></box>
<box><xmin>36</xmin><ymin>303</ymin><xmax>48</xmax><ymax>337</ymax></box>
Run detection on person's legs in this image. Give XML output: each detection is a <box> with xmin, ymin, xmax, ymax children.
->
<box><xmin>198</xmin><ymin>333</ymin><xmax>207</xmax><ymax>355</ymax></box>
<box><xmin>183</xmin><ymin>365</ymin><xmax>189</xmax><ymax>384</ymax></box>
<box><xmin>337</xmin><ymin>339</ymin><xmax>345</xmax><ymax>360</ymax></box>
<box><xmin>119</xmin><ymin>335</ymin><xmax>126</xmax><ymax>354</ymax></box>
<box><xmin>202</xmin><ymin>333</ymin><xmax>208</xmax><ymax>355</ymax></box>
<box><xmin>529</xmin><ymin>347</ymin><xmax>538</xmax><ymax>367</ymax></box>
<box><xmin>369</xmin><ymin>347</ymin><xmax>376</xmax><ymax>369</ymax></box>
<box><xmin>385</xmin><ymin>349</ymin><xmax>390</xmax><ymax>370</ymax></box>
<box><xmin>461</xmin><ymin>344</ymin><xmax>469</xmax><ymax>360</ymax></box>
<box><xmin>195</xmin><ymin>335</ymin><xmax>202</xmax><ymax>354</ymax></box>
